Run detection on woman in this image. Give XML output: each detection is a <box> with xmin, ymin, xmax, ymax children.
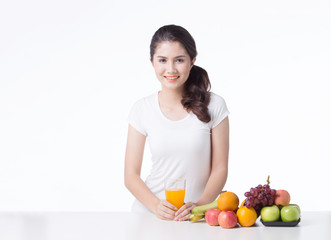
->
<box><xmin>124</xmin><ymin>24</ymin><xmax>229</xmax><ymax>221</ymax></box>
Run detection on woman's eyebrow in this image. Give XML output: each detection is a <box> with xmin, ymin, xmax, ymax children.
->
<box><xmin>156</xmin><ymin>55</ymin><xmax>187</xmax><ymax>58</ymax></box>
<box><xmin>175</xmin><ymin>55</ymin><xmax>187</xmax><ymax>58</ymax></box>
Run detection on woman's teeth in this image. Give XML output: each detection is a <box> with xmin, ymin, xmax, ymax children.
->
<box><xmin>165</xmin><ymin>76</ymin><xmax>179</xmax><ymax>80</ymax></box>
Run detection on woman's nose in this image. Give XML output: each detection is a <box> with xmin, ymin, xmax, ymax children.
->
<box><xmin>167</xmin><ymin>62</ymin><xmax>177</xmax><ymax>74</ymax></box>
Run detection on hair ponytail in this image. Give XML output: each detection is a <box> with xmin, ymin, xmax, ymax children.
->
<box><xmin>181</xmin><ymin>65</ymin><xmax>211</xmax><ymax>123</ymax></box>
<box><xmin>150</xmin><ymin>25</ymin><xmax>212</xmax><ymax>123</ymax></box>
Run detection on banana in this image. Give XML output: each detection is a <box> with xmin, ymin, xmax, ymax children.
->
<box><xmin>189</xmin><ymin>214</ymin><xmax>204</xmax><ymax>222</ymax></box>
<box><xmin>191</xmin><ymin>199</ymin><xmax>219</xmax><ymax>216</ymax></box>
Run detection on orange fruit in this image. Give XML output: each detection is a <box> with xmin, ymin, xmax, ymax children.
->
<box><xmin>236</xmin><ymin>206</ymin><xmax>257</xmax><ymax>227</ymax></box>
<box><xmin>240</xmin><ymin>200</ymin><xmax>245</xmax><ymax>208</ymax></box>
<box><xmin>217</xmin><ymin>191</ymin><xmax>239</xmax><ymax>211</ymax></box>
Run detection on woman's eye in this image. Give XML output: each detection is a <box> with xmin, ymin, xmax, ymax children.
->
<box><xmin>176</xmin><ymin>59</ymin><xmax>184</xmax><ymax>63</ymax></box>
<box><xmin>159</xmin><ymin>59</ymin><xmax>166</xmax><ymax>63</ymax></box>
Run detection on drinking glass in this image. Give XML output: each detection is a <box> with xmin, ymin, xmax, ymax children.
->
<box><xmin>164</xmin><ymin>178</ymin><xmax>186</xmax><ymax>211</ymax></box>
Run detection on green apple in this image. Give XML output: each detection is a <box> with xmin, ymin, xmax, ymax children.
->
<box><xmin>289</xmin><ymin>204</ymin><xmax>301</xmax><ymax>215</ymax></box>
<box><xmin>281</xmin><ymin>205</ymin><xmax>300</xmax><ymax>222</ymax></box>
<box><xmin>261</xmin><ymin>205</ymin><xmax>280</xmax><ymax>222</ymax></box>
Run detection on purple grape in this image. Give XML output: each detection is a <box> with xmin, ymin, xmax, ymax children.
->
<box><xmin>257</xmin><ymin>193</ymin><xmax>264</xmax><ymax>200</ymax></box>
<box><xmin>244</xmin><ymin>192</ymin><xmax>251</xmax><ymax>197</ymax></box>
<box><xmin>252</xmin><ymin>189</ymin><xmax>258</xmax><ymax>197</ymax></box>
<box><xmin>250</xmin><ymin>188</ymin><xmax>258</xmax><ymax>196</ymax></box>
<box><xmin>246</xmin><ymin>200</ymin><xmax>253</xmax><ymax>208</ymax></box>
<box><xmin>268</xmin><ymin>198</ymin><xmax>274</xmax><ymax>206</ymax></box>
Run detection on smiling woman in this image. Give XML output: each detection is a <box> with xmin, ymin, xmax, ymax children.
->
<box><xmin>124</xmin><ymin>25</ymin><xmax>230</xmax><ymax>221</ymax></box>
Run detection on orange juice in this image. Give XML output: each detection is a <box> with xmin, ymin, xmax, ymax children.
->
<box><xmin>165</xmin><ymin>189</ymin><xmax>186</xmax><ymax>210</ymax></box>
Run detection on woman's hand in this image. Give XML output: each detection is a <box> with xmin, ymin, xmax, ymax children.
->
<box><xmin>154</xmin><ymin>200</ymin><xmax>177</xmax><ymax>220</ymax></box>
<box><xmin>174</xmin><ymin>202</ymin><xmax>197</xmax><ymax>221</ymax></box>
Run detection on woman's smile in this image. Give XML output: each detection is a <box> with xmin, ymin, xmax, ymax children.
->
<box><xmin>164</xmin><ymin>76</ymin><xmax>180</xmax><ymax>82</ymax></box>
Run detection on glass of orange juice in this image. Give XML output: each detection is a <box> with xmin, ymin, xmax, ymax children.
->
<box><xmin>165</xmin><ymin>178</ymin><xmax>186</xmax><ymax>211</ymax></box>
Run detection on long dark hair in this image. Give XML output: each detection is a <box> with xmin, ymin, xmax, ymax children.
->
<box><xmin>150</xmin><ymin>24</ymin><xmax>211</xmax><ymax>123</ymax></box>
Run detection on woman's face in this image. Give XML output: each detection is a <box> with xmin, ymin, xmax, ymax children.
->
<box><xmin>151</xmin><ymin>41</ymin><xmax>195</xmax><ymax>92</ymax></box>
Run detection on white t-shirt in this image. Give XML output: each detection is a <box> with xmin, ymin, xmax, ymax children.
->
<box><xmin>128</xmin><ymin>92</ymin><xmax>229</xmax><ymax>212</ymax></box>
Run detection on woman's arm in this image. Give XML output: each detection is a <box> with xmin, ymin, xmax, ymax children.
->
<box><xmin>197</xmin><ymin>116</ymin><xmax>230</xmax><ymax>205</ymax></box>
<box><xmin>174</xmin><ymin>117</ymin><xmax>229</xmax><ymax>221</ymax></box>
<box><xmin>124</xmin><ymin>125</ymin><xmax>177</xmax><ymax>220</ymax></box>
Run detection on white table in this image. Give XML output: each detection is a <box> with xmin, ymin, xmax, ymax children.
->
<box><xmin>0</xmin><ymin>211</ymin><xmax>330</xmax><ymax>240</ymax></box>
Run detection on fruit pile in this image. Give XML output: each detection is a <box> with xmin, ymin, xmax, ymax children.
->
<box><xmin>189</xmin><ymin>176</ymin><xmax>301</xmax><ymax>228</ymax></box>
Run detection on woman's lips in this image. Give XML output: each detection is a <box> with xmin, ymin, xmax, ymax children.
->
<box><xmin>164</xmin><ymin>76</ymin><xmax>180</xmax><ymax>82</ymax></box>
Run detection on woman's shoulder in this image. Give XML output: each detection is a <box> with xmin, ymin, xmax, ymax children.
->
<box><xmin>209</xmin><ymin>92</ymin><xmax>227</xmax><ymax>108</ymax></box>
<box><xmin>130</xmin><ymin>92</ymin><xmax>158</xmax><ymax>112</ymax></box>
<box><xmin>132</xmin><ymin>92</ymin><xmax>157</xmax><ymax>105</ymax></box>
<box><xmin>208</xmin><ymin>92</ymin><xmax>230</xmax><ymax>128</ymax></box>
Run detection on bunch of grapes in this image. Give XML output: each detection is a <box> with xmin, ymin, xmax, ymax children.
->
<box><xmin>243</xmin><ymin>182</ymin><xmax>277</xmax><ymax>216</ymax></box>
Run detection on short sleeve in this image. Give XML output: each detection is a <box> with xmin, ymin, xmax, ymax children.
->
<box><xmin>209</xmin><ymin>93</ymin><xmax>230</xmax><ymax>129</ymax></box>
<box><xmin>127</xmin><ymin>99</ymin><xmax>147</xmax><ymax>136</ymax></box>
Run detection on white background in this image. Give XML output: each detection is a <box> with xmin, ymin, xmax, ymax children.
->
<box><xmin>0</xmin><ymin>0</ymin><xmax>330</xmax><ymax>212</ymax></box>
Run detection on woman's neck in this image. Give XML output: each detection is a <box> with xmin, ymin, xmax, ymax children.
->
<box><xmin>158</xmin><ymin>89</ymin><xmax>183</xmax><ymax>107</ymax></box>
<box><xmin>158</xmin><ymin>88</ymin><xmax>189</xmax><ymax>120</ymax></box>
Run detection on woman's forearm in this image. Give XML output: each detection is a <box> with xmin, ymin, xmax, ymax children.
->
<box><xmin>125</xmin><ymin>173</ymin><xmax>160</xmax><ymax>213</ymax></box>
<box><xmin>196</xmin><ymin>167</ymin><xmax>228</xmax><ymax>206</ymax></box>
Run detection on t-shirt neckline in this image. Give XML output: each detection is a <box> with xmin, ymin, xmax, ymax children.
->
<box><xmin>155</xmin><ymin>92</ymin><xmax>192</xmax><ymax>123</ymax></box>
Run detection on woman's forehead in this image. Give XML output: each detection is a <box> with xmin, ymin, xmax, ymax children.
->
<box><xmin>154</xmin><ymin>41</ymin><xmax>189</xmax><ymax>57</ymax></box>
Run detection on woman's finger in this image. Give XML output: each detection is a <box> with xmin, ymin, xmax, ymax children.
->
<box><xmin>175</xmin><ymin>208</ymin><xmax>190</xmax><ymax>221</ymax></box>
<box><xmin>174</xmin><ymin>202</ymin><xmax>196</xmax><ymax>221</ymax></box>
<box><xmin>161</xmin><ymin>200</ymin><xmax>177</xmax><ymax>211</ymax></box>
<box><xmin>174</xmin><ymin>204</ymin><xmax>187</xmax><ymax>217</ymax></box>
<box><xmin>158</xmin><ymin>200</ymin><xmax>176</xmax><ymax>220</ymax></box>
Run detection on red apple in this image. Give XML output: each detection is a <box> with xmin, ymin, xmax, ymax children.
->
<box><xmin>274</xmin><ymin>190</ymin><xmax>290</xmax><ymax>206</ymax></box>
<box><xmin>205</xmin><ymin>208</ymin><xmax>221</xmax><ymax>226</ymax></box>
<box><xmin>218</xmin><ymin>210</ymin><xmax>238</xmax><ymax>228</ymax></box>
